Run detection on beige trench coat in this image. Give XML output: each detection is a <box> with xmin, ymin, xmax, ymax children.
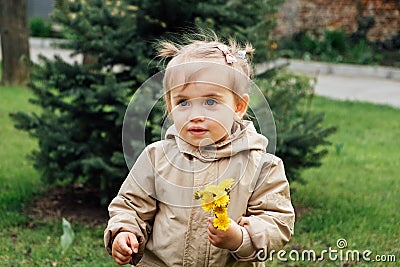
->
<box><xmin>105</xmin><ymin>121</ymin><xmax>295</xmax><ymax>266</ymax></box>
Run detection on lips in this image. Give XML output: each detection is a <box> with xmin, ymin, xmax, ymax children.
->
<box><xmin>188</xmin><ymin>126</ymin><xmax>208</xmax><ymax>136</ymax></box>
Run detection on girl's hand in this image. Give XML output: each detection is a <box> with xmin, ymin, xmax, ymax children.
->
<box><xmin>111</xmin><ymin>232</ymin><xmax>139</xmax><ymax>265</ymax></box>
<box><xmin>207</xmin><ymin>217</ymin><xmax>243</xmax><ymax>251</ymax></box>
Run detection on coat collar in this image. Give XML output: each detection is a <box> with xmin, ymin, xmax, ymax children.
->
<box><xmin>165</xmin><ymin>120</ymin><xmax>268</xmax><ymax>161</ymax></box>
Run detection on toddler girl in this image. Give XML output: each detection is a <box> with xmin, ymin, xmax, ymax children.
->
<box><xmin>104</xmin><ymin>34</ymin><xmax>295</xmax><ymax>266</ymax></box>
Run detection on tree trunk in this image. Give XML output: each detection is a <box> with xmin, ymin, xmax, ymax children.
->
<box><xmin>0</xmin><ymin>0</ymin><xmax>31</xmax><ymax>85</ymax></box>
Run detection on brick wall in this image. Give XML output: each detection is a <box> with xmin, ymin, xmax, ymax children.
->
<box><xmin>275</xmin><ymin>0</ymin><xmax>400</xmax><ymax>41</ymax></box>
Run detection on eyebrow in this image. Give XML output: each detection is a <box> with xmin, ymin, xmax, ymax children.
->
<box><xmin>172</xmin><ymin>93</ymin><xmax>225</xmax><ymax>100</ymax></box>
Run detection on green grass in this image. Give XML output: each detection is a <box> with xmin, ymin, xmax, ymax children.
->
<box><xmin>280</xmin><ymin>98</ymin><xmax>400</xmax><ymax>266</ymax></box>
<box><xmin>0</xmin><ymin>86</ymin><xmax>41</xmax><ymax>226</ymax></box>
<box><xmin>0</xmin><ymin>86</ymin><xmax>399</xmax><ymax>266</ymax></box>
<box><xmin>0</xmin><ymin>86</ymin><xmax>117</xmax><ymax>266</ymax></box>
<box><xmin>0</xmin><ymin>221</ymin><xmax>113</xmax><ymax>266</ymax></box>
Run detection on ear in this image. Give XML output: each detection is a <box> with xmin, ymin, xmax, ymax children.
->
<box><xmin>234</xmin><ymin>94</ymin><xmax>249</xmax><ymax>120</ymax></box>
<box><xmin>165</xmin><ymin>94</ymin><xmax>173</xmax><ymax>120</ymax></box>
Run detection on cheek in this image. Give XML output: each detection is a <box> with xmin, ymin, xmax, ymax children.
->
<box><xmin>170</xmin><ymin>109</ymin><xmax>190</xmax><ymax>131</ymax></box>
<box><xmin>210</xmin><ymin>113</ymin><xmax>235</xmax><ymax>131</ymax></box>
<box><xmin>221</xmin><ymin>118</ymin><xmax>235</xmax><ymax>132</ymax></box>
<box><xmin>211</xmin><ymin>104</ymin><xmax>236</xmax><ymax>119</ymax></box>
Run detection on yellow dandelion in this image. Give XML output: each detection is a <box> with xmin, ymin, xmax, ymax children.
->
<box><xmin>213</xmin><ymin>205</ymin><xmax>227</xmax><ymax>216</ymax></box>
<box><xmin>214</xmin><ymin>194</ymin><xmax>230</xmax><ymax>207</ymax></box>
<box><xmin>194</xmin><ymin>178</ymin><xmax>234</xmax><ymax>231</ymax></box>
<box><xmin>218</xmin><ymin>178</ymin><xmax>234</xmax><ymax>191</ymax></box>
<box><xmin>201</xmin><ymin>192</ymin><xmax>215</xmax><ymax>212</ymax></box>
<box><xmin>201</xmin><ymin>202</ymin><xmax>214</xmax><ymax>212</ymax></box>
<box><xmin>213</xmin><ymin>213</ymin><xmax>230</xmax><ymax>231</ymax></box>
<box><xmin>204</xmin><ymin>185</ymin><xmax>222</xmax><ymax>196</ymax></box>
<box><xmin>208</xmin><ymin>186</ymin><xmax>227</xmax><ymax>200</ymax></box>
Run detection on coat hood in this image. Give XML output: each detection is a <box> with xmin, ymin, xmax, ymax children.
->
<box><xmin>165</xmin><ymin>120</ymin><xmax>268</xmax><ymax>161</ymax></box>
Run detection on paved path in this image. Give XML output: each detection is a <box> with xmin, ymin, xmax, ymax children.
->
<box><xmin>314</xmin><ymin>74</ymin><xmax>400</xmax><ymax>108</ymax></box>
<box><xmin>283</xmin><ymin>59</ymin><xmax>400</xmax><ymax>109</ymax></box>
<box><xmin>8</xmin><ymin>38</ymin><xmax>399</xmax><ymax>109</ymax></box>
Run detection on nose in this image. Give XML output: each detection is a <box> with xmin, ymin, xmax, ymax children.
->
<box><xmin>190</xmin><ymin>115</ymin><xmax>205</xmax><ymax>122</ymax></box>
<box><xmin>188</xmin><ymin>105</ymin><xmax>205</xmax><ymax>122</ymax></box>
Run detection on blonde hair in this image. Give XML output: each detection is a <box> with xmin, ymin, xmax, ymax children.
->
<box><xmin>157</xmin><ymin>33</ymin><xmax>255</xmax><ymax>112</ymax></box>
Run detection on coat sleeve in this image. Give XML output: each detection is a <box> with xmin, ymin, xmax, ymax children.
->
<box><xmin>232</xmin><ymin>155</ymin><xmax>295</xmax><ymax>261</ymax></box>
<box><xmin>104</xmin><ymin>147</ymin><xmax>157</xmax><ymax>265</ymax></box>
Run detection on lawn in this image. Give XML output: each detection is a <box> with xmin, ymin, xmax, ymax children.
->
<box><xmin>0</xmin><ymin>86</ymin><xmax>117</xmax><ymax>266</ymax></box>
<box><xmin>0</xmin><ymin>86</ymin><xmax>398</xmax><ymax>266</ymax></box>
<box><xmin>284</xmin><ymin>98</ymin><xmax>400</xmax><ymax>266</ymax></box>
<box><xmin>0</xmin><ymin>86</ymin><xmax>41</xmax><ymax>227</ymax></box>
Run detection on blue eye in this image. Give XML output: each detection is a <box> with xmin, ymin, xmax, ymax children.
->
<box><xmin>205</xmin><ymin>98</ymin><xmax>217</xmax><ymax>106</ymax></box>
<box><xmin>179</xmin><ymin>100</ymin><xmax>189</xmax><ymax>107</ymax></box>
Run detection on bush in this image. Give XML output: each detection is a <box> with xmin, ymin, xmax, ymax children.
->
<box><xmin>278</xmin><ymin>26</ymin><xmax>397</xmax><ymax>66</ymax></box>
<box><xmin>255</xmin><ymin>70</ymin><xmax>337</xmax><ymax>183</ymax></box>
<box><xmin>278</xmin><ymin>29</ymin><xmax>350</xmax><ymax>63</ymax></box>
<box><xmin>29</xmin><ymin>17</ymin><xmax>52</xmax><ymax>37</ymax></box>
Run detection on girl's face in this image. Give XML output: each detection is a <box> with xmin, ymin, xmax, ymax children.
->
<box><xmin>169</xmin><ymin>82</ymin><xmax>248</xmax><ymax>147</ymax></box>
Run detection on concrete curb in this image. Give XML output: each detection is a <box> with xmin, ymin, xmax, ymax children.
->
<box><xmin>256</xmin><ymin>58</ymin><xmax>400</xmax><ymax>81</ymax></box>
<box><xmin>287</xmin><ymin>59</ymin><xmax>400</xmax><ymax>80</ymax></box>
<box><xmin>29</xmin><ymin>37</ymin><xmax>68</xmax><ymax>49</ymax></box>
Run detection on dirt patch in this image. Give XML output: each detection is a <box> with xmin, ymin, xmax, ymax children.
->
<box><xmin>26</xmin><ymin>185</ymin><xmax>109</xmax><ymax>227</ymax></box>
<box><xmin>26</xmin><ymin>186</ymin><xmax>310</xmax><ymax>228</ymax></box>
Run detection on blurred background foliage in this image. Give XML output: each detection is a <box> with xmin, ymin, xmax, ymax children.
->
<box><xmin>277</xmin><ymin>15</ymin><xmax>400</xmax><ymax>67</ymax></box>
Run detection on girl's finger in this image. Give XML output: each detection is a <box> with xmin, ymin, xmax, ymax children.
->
<box><xmin>113</xmin><ymin>251</ymin><xmax>132</xmax><ymax>265</ymax></box>
<box><xmin>117</xmin><ymin>238</ymin><xmax>133</xmax><ymax>255</ymax></box>
<box><xmin>207</xmin><ymin>227</ymin><xmax>214</xmax><ymax>238</ymax></box>
<box><xmin>127</xmin><ymin>233</ymin><xmax>139</xmax><ymax>253</ymax></box>
<box><xmin>207</xmin><ymin>217</ymin><xmax>218</xmax><ymax>233</ymax></box>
